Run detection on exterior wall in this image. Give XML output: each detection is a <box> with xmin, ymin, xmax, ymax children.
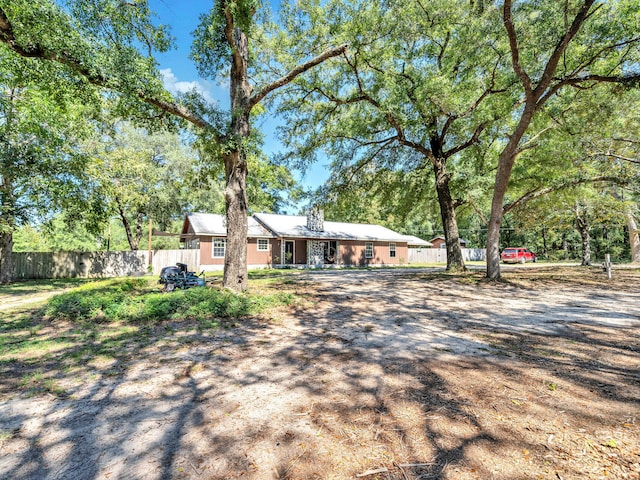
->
<box><xmin>340</xmin><ymin>241</ymin><xmax>408</xmax><ymax>266</ymax></box>
<box><xmin>247</xmin><ymin>238</ymin><xmax>272</xmax><ymax>265</ymax></box>
<box><xmin>199</xmin><ymin>237</ymin><xmax>224</xmax><ymax>267</ymax></box>
<box><xmin>197</xmin><ymin>235</ymin><xmax>408</xmax><ymax>268</ymax></box>
<box><xmin>430</xmin><ymin>237</ymin><xmax>446</xmax><ymax>249</ymax></box>
<box><xmin>199</xmin><ymin>236</ymin><xmax>273</xmax><ymax>268</ymax></box>
<box><xmin>430</xmin><ymin>237</ymin><xmax>467</xmax><ymax>249</ymax></box>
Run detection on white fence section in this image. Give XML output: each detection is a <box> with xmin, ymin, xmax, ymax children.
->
<box><xmin>408</xmin><ymin>248</ymin><xmax>486</xmax><ymax>264</ymax></box>
<box><xmin>151</xmin><ymin>249</ymin><xmax>200</xmax><ymax>275</ymax></box>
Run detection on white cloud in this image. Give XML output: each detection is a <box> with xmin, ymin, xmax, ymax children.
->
<box><xmin>160</xmin><ymin>68</ymin><xmax>215</xmax><ymax>104</ymax></box>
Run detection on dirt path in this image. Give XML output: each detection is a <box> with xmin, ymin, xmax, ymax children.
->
<box><xmin>0</xmin><ymin>290</ymin><xmax>67</xmax><ymax>312</ymax></box>
<box><xmin>1</xmin><ymin>268</ymin><xmax>639</xmax><ymax>479</ymax></box>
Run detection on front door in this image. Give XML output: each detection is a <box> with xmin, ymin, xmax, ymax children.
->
<box><xmin>284</xmin><ymin>241</ymin><xmax>295</xmax><ymax>265</ymax></box>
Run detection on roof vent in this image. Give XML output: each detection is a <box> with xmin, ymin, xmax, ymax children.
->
<box><xmin>307</xmin><ymin>207</ymin><xmax>324</xmax><ymax>232</ymax></box>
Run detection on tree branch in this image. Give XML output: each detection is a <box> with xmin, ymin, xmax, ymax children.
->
<box><xmin>589</xmin><ymin>152</ymin><xmax>640</xmax><ymax>164</ymax></box>
<box><xmin>0</xmin><ymin>6</ymin><xmax>214</xmax><ymax>132</ymax></box>
<box><xmin>515</xmin><ymin>126</ymin><xmax>554</xmax><ymax>155</ymax></box>
<box><xmin>247</xmin><ymin>44</ymin><xmax>348</xmax><ymax>112</ymax></box>
<box><xmin>503</xmin><ymin>0</ymin><xmax>533</xmax><ymax>96</ymax></box>
<box><xmin>533</xmin><ymin>0</ymin><xmax>598</xmax><ymax>102</ymax></box>
<box><xmin>443</xmin><ymin>121</ymin><xmax>489</xmax><ymax>158</ymax></box>
<box><xmin>504</xmin><ymin>175</ymin><xmax>629</xmax><ymax>213</ymax></box>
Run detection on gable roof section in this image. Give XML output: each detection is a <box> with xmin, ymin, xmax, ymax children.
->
<box><xmin>400</xmin><ymin>235</ymin><xmax>433</xmax><ymax>247</ymax></box>
<box><xmin>182</xmin><ymin>213</ymin><xmax>275</xmax><ymax>238</ymax></box>
<box><xmin>428</xmin><ymin>236</ymin><xmax>469</xmax><ymax>244</ymax></box>
<box><xmin>253</xmin><ymin>213</ymin><xmax>412</xmax><ymax>242</ymax></box>
<box><xmin>182</xmin><ymin>212</ymin><xmax>431</xmax><ymax>244</ymax></box>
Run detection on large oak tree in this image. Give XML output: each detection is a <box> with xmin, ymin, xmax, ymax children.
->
<box><xmin>485</xmin><ymin>0</ymin><xmax>640</xmax><ymax>278</ymax></box>
<box><xmin>0</xmin><ymin>0</ymin><xmax>345</xmax><ymax>290</ymax></box>
<box><xmin>275</xmin><ymin>0</ymin><xmax>511</xmax><ymax>271</ymax></box>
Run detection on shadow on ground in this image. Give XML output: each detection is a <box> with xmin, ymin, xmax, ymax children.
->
<box><xmin>1</xmin><ymin>268</ymin><xmax>639</xmax><ymax>479</ymax></box>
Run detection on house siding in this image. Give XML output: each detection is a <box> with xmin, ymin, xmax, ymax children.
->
<box><xmin>199</xmin><ymin>236</ymin><xmax>224</xmax><ymax>266</ymax></box>
<box><xmin>340</xmin><ymin>241</ymin><xmax>408</xmax><ymax>266</ymax></box>
<box><xmin>247</xmin><ymin>238</ymin><xmax>272</xmax><ymax>265</ymax></box>
<box><xmin>199</xmin><ymin>236</ymin><xmax>273</xmax><ymax>268</ymax></box>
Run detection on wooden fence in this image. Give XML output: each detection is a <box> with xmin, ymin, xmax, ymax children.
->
<box><xmin>12</xmin><ymin>249</ymin><xmax>201</xmax><ymax>279</ymax></box>
<box><xmin>13</xmin><ymin>247</ymin><xmax>483</xmax><ymax>279</ymax></box>
<box><xmin>408</xmin><ymin>248</ymin><xmax>486</xmax><ymax>264</ymax></box>
<box><xmin>150</xmin><ymin>249</ymin><xmax>200</xmax><ymax>275</ymax></box>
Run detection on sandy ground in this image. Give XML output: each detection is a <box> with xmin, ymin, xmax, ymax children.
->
<box><xmin>1</xmin><ymin>267</ymin><xmax>639</xmax><ymax>479</ymax></box>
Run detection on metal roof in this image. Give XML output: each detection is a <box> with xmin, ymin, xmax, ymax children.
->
<box><xmin>182</xmin><ymin>212</ymin><xmax>431</xmax><ymax>245</ymax></box>
<box><xmin>182</xmin><ymin>213</ymin><xmax>275</xmax><ymax>238</ymax></box>
<box><xmin>253</xmin><ymin>213</ymin><xmax>417</xmax><ymax>242</ymax></box>
<box><xmin>400</xmin><ymin>235</ymin><xmax>433</xmax><ymax>247</ymax></box>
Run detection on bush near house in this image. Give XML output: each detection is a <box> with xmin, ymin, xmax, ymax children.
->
<box><xmin>42</xmin><ymin>278</ymin><xmax>295</xmax><ymax>324</ymax></box>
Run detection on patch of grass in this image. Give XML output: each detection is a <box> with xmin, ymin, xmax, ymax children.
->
<box><xmin>0</xmin><ymin>278</ymin><xmax>92</xmax><ymax>297</ymax></box>
<box><xmin>1</xmin><ymin>276</ymin><xmax>297</xmax><ymax>393</ymax></box>
<box><xmin>42</xmin><ymin>277</ymin><xmax>296</xmax><ymax>324</ymax></box>
<box><xmin>19</xmin><ymin>370</ymin><xmax>67</xmax><ymax>397</ymax></box>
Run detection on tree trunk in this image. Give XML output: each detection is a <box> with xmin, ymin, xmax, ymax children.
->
<box><xmin>118</xmin><ymin>206</ymin><xmax>142</xmax><ymax>250</ymax></box>
<box><xmin>433</xmin><ymin>158</ymin><xmax>465</xmax><ymax>271</ymax></box>
<box><xmin>223</xmin><ymin>148</ymin><xmax>249</xmax><ymax>291</ymax></box>
<box><xmin>576</xmin><ymin>218</ymin><xmax>591</xmax><ymax>266</ymax></box>
<box><xmin>626</xmin><ymin>212</ymin><xmax>640</xmax><ymax>263</ymax></box>
<box><xmin>0</xmin><ymin>175</ymin><xmax>15</xmax><ymax>283</ymax></box>
<box><xmin>0</xmin><ymin>231</ymin><xmax>13</xmax><ymax>283</ymax></box>
<box><xmin>222</xmin><ymin>22</ymin><xmax>252</xmax><ymax>292</ymax></box>
<box><xmin>486</xmin><ymin>106</ymin><xmax>536</xmax><ymax>279</ymax></box>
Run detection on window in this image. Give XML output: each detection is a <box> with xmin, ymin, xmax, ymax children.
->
<box><xmin>257</xmin><ymin>238</ymin><xmax>269</xmax><ymax>251</ymax></box>
<box><xmin>365</xmin><ymin>242</ymin><xmax>374</xmax><ymax>258</ymax></box>
<box><xmin>389</xmin><ymin>243</ymin><xmax>396</xmax><ymax>258</ymax></box>
<box><xmin>213</xmin><ymin>238</ymin><xmax>226</xmax><ymax>257</ymax></box>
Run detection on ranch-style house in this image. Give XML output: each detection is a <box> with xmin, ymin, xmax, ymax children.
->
<box><xmin>180</xmin><ymin>210</ymin><xmax>429</xmax><ymax>269</ymax></box>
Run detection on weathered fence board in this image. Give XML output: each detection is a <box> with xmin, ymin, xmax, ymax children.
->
<box><xmin>13</xmin><ymin>251</ymin><xmax>150</xmax><ymax>279</ymax></box>
<box><xmin>151</xmin><ymin>250</ymin><xmax>200</xmax><ymax>275</ymax></box>
<box><xmin>408</xmin><ymin>248</ymin><xmax>486</xmax><ymax>264</ymax></box>
<box><xmin>13</xmin><ymin>247</ymin><xmax>479</xmax><ymax>278</ymax></box>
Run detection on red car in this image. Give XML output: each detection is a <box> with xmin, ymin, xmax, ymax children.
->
<box><xmin>501</xmin><ymin>247</ymin><xmax>537</xmax><ymax>264</ymax></box>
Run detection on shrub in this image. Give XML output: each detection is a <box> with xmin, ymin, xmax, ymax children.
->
<box><xmin>42</xmin><ymin>278</ymin><xmax>294</xmax><ymax>324</ymax></box>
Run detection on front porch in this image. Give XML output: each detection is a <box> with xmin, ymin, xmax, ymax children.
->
<box><xmin>275</xmin><ymin>239</ymin><xmax>339</xmax><ymax>267</ymax></box>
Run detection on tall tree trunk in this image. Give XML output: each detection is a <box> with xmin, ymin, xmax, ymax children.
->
<box><xmin>118</xmin><ymin>205</ymin><xmax>142</xmax><ymax>250</ymax></box>
<box><xmin>0</xmin><ymin>176</ymin><xmax>15</xmax><ymax>283</ymax></box>
<box><xmin>626</xmin><ymin>211</ymin><xmax>640</xmax><ymax>263</ymax></box>
<box><xmin>433</xmin><ymin>158</ymin><xmax>465</xmax><ymax>271</ymax></box>
<box><xmin>0</xmin><ymin>231</ymin><xmax>13</xmax><ymax>283</ymax></box>
<box><xmin>223</xmin><ymin>22</ymin><xmax>252</xmax><ymax>292</ymax></box>
<box><xmin>487</xmin><ymin>0</ymin><xmax>597</xmax><ymax>279</ymax></box>
<box><xmin>486</xmin><ymin>108</ymin><xmax>536</xmax><ymax>279</ymax></box>
<box><xmin>576</xmin><ymin>210</ymin><xmax>591</xmax><ymax>266</ymax></box>
<box><xmin>223</xmin><ymin>147</ymin><xmax>249</xmax><ymax>291</ymax></box>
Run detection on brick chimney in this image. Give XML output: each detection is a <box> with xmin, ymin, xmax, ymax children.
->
<box><xmin>306</xmin><ymin>207</ymin><xmax>324</xmax><ymax>232</ymax></box>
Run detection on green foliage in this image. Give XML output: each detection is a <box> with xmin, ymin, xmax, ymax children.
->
<box><xmin>191</xmin><ymin>0</ymin><xmax>264</xmax><ymax>80</ymax></box>
<box><xmin>42</xmin><ymin>277</ymin><xmax>295</xmax><ymax>324</ymax></box>
<box><xmin>273</xmin><ymin>0</ymin><xmax>510</xmax><ymax>240</ymax></box>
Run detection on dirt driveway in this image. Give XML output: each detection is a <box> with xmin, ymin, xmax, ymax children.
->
<box><xmin>1</xmin><ymin>267</ymin><xmax>639</xmax><ymax>479</ymax></box>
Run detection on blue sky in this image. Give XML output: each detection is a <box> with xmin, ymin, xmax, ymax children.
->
<box><xmin>148</xmin><ymin>0</ymin><xmax>330</xmax><ymax>193</ymax></box>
